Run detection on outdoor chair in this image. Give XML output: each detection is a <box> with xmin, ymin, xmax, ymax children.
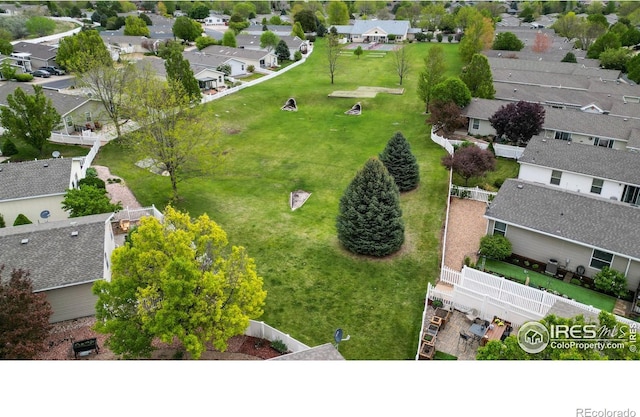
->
<box><xmin>457</xmin><ymin>331</ymin><xmax>472</xmax><ymax>351</ymax></box>
<box><xmin>465</xmin><ymin>308</ymin><xmax>479</xmax><ymax>322</ymax></box>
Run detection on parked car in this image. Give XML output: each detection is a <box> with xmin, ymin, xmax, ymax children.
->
<box><xmin>31</xmin><ymin>70</ymin><xmax>51</xmax><ymax>78</ymax></box>
<box><xmin>38</xmin><ymin>66</ymin><xmax>65</xmax><ymax>76</ymax></box>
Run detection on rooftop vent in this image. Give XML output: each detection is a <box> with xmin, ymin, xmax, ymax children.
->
<box><xmin>21</xmin><ymin>238</ymin><xmax>28</xmax><ymax>244</ymax></box>
<box><xmin>43</xmin><ymin>163</ymin><xmax>48</xmax><ymax>167</ymax></box>
<box><xmin>517</xmin><ymin>184</ymin><xmax>524</xmax><ymax>189</ymax></box>
<box><xmin>71</xmin><ymin>231</ymin><xmax>79</xmax><ymax>237</ymax></box>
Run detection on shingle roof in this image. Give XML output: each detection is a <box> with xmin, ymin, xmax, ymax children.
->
<box><xmin>0</xmin><ymin>157</ymin><xmax>73</xmax><ymax>201</ymax></box>
<box><xmin>485</xmin><ymin>179</ymin><xmax>640</xmax><ymax>260</ymax></box>
<box><xmin>11</xmin><ymin>41</ymin><xmax>57</xmax><ymax>60</ymax></box>
<box><xmin>519</xmin><ymin>137</ymin><xmax>640</xmax><ymax>185</ymax></box>
<box><xmin>351</xmin><ymin>19</ymin><xmax>410</xmax><ymax>36</ymax></box>
<box><xmin>488</xmin><ymin>56</ymin><xmax>620</xmax><ymax>79</ymax></box>
<box><xmin>236</xmin><ymin>34</ymin><xmax>305</xmax><ymax>50</ymax></box>
<box><xmin>182</xmin><ymin>50</ymin><xmax>238</xmax><ymax>69</ymax></box>
<box><xmin>0</xmin><ymin>82</ymin><xmax>92</xmax><ymax>116</ymax></box>
<box><xmin>268</xmin><ymin>343</ymin><xmax>345</xmax><ymax>360</ymax></box>
<box><xmin>0</xmin><ymin>213</ymin><xmax>111</xmax><ymax>291</ymax></box>
<box><xmin>200</xmin><ymin>45</ymin><xmax>274</xmax><ymax>60</ymax></box>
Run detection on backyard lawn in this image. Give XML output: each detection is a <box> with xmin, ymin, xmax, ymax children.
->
<box><xmin>93</xmin><ymin>40</ymin><xmax>462</xmax><ymax>359</ymax></box>
<box><xmin>483</xmin><ymin>259</ymin><xmax>617</xmax><ymax>312</ymax></box>
<box><xmin>452</xmin><ymin>156</ymin><xmax>519</xmax><ymax>191</ymax></box>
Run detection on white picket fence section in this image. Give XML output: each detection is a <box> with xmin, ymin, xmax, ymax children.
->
<box><xmin>79</xmin><ymin>139</ymin><xmax>100</xmax><ymax>177</ymax></box>
<box><xmin>244</xmin><ymin>320</ymin><xmax>311</xmax><ymax>354</ymax></box>
<box><xmin>50</xmin><ymin>130</ymin><xmax>106</xmax><ymax>146</ymax></box>
<box><xmin>430</xmin><ymin>128</ymin><xmax>525</xmax><ymax>160</ymax></box>
<box><xmin>450</xmin><ymin>185</ymin><xmax>497</xmax><ymax>202</ymax></box>
<box><xmin>439</xmin><ymin>266</ymin><xmax>463</xmax><ymax>286</ymax></box>
<box><xmin>494</xmin><ymin>143</ymin><xmax>525</xmax><ymax>159</ymax></box>
<box><xmin>430</xmin><ymin>127</ymin><xmax>454</xmax><ymax>155</ymax></box>
<box><xmin>112</xmin><ymin>205</ymin><xmax>164</xmax><ymax>223</ymax></box>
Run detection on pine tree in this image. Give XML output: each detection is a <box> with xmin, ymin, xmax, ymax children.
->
<box><xmin>336</xmin><ymin>158</ymin><xmax>404</xmax><ymax>257</ymax></box>
<box><xmin>379</xmin><ymin>132</ymin><xmax>420</xmax><ymax>192</ymax></box>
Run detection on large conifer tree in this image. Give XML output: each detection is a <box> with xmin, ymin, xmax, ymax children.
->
<box><xmin>336</xmin><ymin>158</ymin><xmax>404</xmax><ymax>257</ymax></box>
<box><xmin>379</xmin><ymin>132</ymin><xmax>420</xmax><ymax>192</ymax></box>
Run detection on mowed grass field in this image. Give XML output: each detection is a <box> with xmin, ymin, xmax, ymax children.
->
<box><xmin>94</xmin><ymin>40</ymin><xmax>462</xmax><ymax>359</ymax></box>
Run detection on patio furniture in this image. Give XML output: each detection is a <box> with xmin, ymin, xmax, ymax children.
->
<box><xmin>464</xmin><ymin>308</ymin><xmax>479</xmax><ymax>322</ymax></box>
<box><xmin>457</xmin><ymin>331</ymin><xmax>472</xmax><ymax>351</ymax></box>
<box><xmin>469</xmin><ymin>323</ymin><xmax>488</xmax><ymax>342</ymax></box>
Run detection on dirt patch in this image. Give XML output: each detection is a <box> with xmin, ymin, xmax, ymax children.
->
<box><xmin>328</xmin><ymin>86</ymin><xmax>405</xmax><ymax>98</ymax></box>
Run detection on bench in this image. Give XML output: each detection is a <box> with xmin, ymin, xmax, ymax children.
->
<box><xmin>72</xmin><ymin>338</ymin><xmax>99</xmax><ymax>359</ymax></box>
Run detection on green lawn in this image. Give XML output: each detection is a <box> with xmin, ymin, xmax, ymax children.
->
<box><xmin>483</xmin><ymin>259</ymin><xmax>617</xmax><ymax>312</ymax></box>
<box><xmin>93</xmin><ymin>40</ymin><xmax>462</xmax><ymax>359</ymax></box>
<box><xmin>3</xmin><ymin>140</ymin><xmax>92</xmax><ymax>162</ymax></box>
<box><xmin>452</xmin><ymin>156</ymin><xmax>520</xmax><ymax>191</ymax></box>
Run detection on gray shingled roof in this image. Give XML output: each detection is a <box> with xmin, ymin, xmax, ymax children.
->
<box><xmin>200</xmin><ymin>45</ymin><xmax>274</xmax><ymax>61</ymax></box>
<box><xmin>519</xmin><ymin>137</ymin><xmax>640</xmax><ymax>185</ymax></box>
<box><xmin>0</xmin><ymin>213</ymin><xmax>111</xmax><ymax>291</ymax></box>
<box><xmin>0</xmin><ymin>157</ymin><xmax>73</xmax><ymax>201</ymax></box>
<box><xmin>182</xmin><ymin>50</ymin><xmax>236</xmax><ymax>70</ymax></box>
<box><xmin>488</xmin><ymin>56</ymin><xmax>620</xmax><ymax>79</ymax></box>
<box><xmin>236</xmin><ymin>34</ymin><xmax>305</xmax><ymax>50</ymax></box>
<box><xmin>0</xmin><ymin>82</ymin><xmax>92</xmax><ymax>116</ymax></box>
<box><xmin>352</xmin><ymin>19</ymin><xmax>410</xmax><ymax>36</ymax></box>
<box><xmin>12</xmin><ymin>41</ymin><xmax>57</xmax><ymax>60</ymax></box>
<box><xmin>268</xmin><ymin>343</ymin><xmax>345</xmax><ymax>360</ymax></box>
<box><xmin>485</xmin><ymin>179</ymin><xmax>640</xmax><ymax>260</ymax></box>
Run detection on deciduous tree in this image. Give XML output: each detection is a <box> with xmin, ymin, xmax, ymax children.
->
<box><xmin>124</xmin><ymin>15</ymin><xmax>150</xmax><ymax>36</ymax></box>
<box><xmin>92</xmin><ymin>206</ymin><xmax>267</xmax><ymax>359</ymax></box>
<box><xmin>62</xmin><ymin>185</ymin><xmax>123</xmax><ymax>217</ymax></box>
<box><xmin>0</xmin><ymin>267</ymin><xmax>53</xmax><ymax>359</ymax></box>
<box><xmin>460</xmin><ymin>54</ymin><xmax>495</xmax><ymax>99</ymax></box>
<box><xmin>172</xmin><ymin>16</ymin><xmax>203</xmax><ymax>42</ymax></box>
<box><xmin>165</xmin><ymin>44</ymin><xmax>201</xmax><ymax>103</ymax></box>
<box><xmin>327</xmin><ymin>33</ymin><xmax>340</xmax><ymax>84</ymax></box>
<box><xmin>492</xmin><ymin>31</ymin><xmax>524</xmax><ymax>51</ymax></box>
<box><xmin>291</xmin><ymin>21</ymin><xmax>306</xmax><ymax>40</ymax></box>
<box><xmin>293</xmin><ymin>9</ymin><xmax>317</xmax><ymax>33</ymax></box>
<box><xmin>459</xmin><ymin>16</ymin><xmax>494</xmax><ymax>63</ymax></box>
<box><xmin>428</xmin><ymin>100</ymin><xmax>466</xmax><ymax>136</ymax></box>
<box><xmin>56</xmin><ymin>28</ymin><xmax>112</xmax><ymax>73</ymax></box>
<box><xmin>441</xmin><ymin>143</ymin><xmax>496</xmax><ymax>186</ymax></box>
<box><xmin>587</xmin><ymin>32</ymin><xmax>622</xmax><ymax>59</ymax></box>
<box><xmin>222</xmin><ymin>30</ymin><xmax>237</xmax><ymax>47</ymax></box>
<box><xmin>378</xmin><ymin>132</ymin><xmax>420</xmax><ymax>192</ymax></box>
<box><xmin>532</xmin><ymin>31</ymin><xmax>552</xmax><ymax>53</ymax></box>
<box><xmin>336</xmin><ymin>158</ymin><xmax>404</xmax><ymax>257</ymax></box>
<box><xmin>391</xmin><ymin>45</ymin><xmax>410</xmax><ymax>86</ymax></box>
<box><xmin>0</xmin><ymin>85</ymin><xmax>61</xmax><ymax>153</ymax></box>
<box><xmin>431</xmin><ymin>77</ymin><xmax>472</xmax><ymax>107</ymax></box>
<box><xmin>488</xmin><ymin>101</ymin><xmax>545</xmax><ymax>146</ymax></box>
<box><xmin>354</xmin><ymin>45</ymin><xmax>363</xmax><ymax>59</ymax></box>
<box><xmin>327</xmin><ymin>1</ymin><xmax>350</xmax><ymax>25</ymax></box>
<box><xmin>417</xmin><ymin>45</ymin><xmax>446</xmax><ymax>112</ymax></box>
<box><xmin>260</xmin><ymin>30</ymin><xmax>279</xmax><ymax>53</ymax></box>
<box><xmin>599</xmin><ymin>48</ymin><xmax>632</xmax><ymax>71</ymax></box>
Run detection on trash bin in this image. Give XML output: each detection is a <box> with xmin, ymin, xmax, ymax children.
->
<box><xmin>545</xmin><ymin>259</ymin><xmax>558</xmax><ymax>276</ymax></box>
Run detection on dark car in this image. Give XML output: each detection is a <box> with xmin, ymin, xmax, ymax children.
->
<box><xmin>38</xmin><ymin>66</ymin><xmax>65</xmax><ymax>76</ymax></box>
<box><xmin>31</xmin><ymin>69</ymin><xmax>51</xmax><ymax>78</ymax></box>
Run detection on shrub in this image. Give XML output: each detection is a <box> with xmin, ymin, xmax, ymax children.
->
<box><xmin>0</xmin><ymin>213</ymin><xmax>5</xmax><ymax>228</ymax></box>
<box><xmin>479</xmin><ymin>234</ymin><xmax>512</xmax><ymax>260</ymax></box>
<box><xmin>13</xmin><ymin>213</ymin><xmax>33</xmax><ymax>226</ymax></box>
<box><xmin>306</xmin><ymin>35</ymin><xmax>316</xmax><ymax>42</ymax></box>
<box><xmin>593</xmin><ymin>267</ymin><xmax>628</xmax><ymax>298</ymax></box>
<box><xmin>79</xmin><ymin>176</ymin><xmax>106</xmax><ymax>189</ymax></box>
<box><xmin>570</xmin><ymin>278</ymin><xmax>582</xmax><ymax>286</ymax></box>
<box><xmin>448</xmin><ymin>35</ymin><xmax>453</xmax><ymax>43</ymax></box>
<box><xmin>85</xmin><ymin>167</ymin><xmax>98</xmax><ymax>178</ymax></box>
<box><xmin>270</xmin><ymin>339</ymin><xmax>288</xmax><ymax>353</ymax></box>
<box><xmin>1</xmin><ymin>138</ymin><xmax>18</xmax><ymax>156</ymax></box>
<box><xmin>426</xmin><ymin>32</ymin><xmax>433</xmax><ymax>42</ymax></box>
<box><xmin>247</xmin><ymin>64</ymin><xmax>255</xmax><ymax>73</ymax></box>
<box><xmin>532</xmin><ymin>264</ymin><xmax>539</xmax><ymax>270</ymax></box>
<box><xmin>415</xmin><ymin>32</ymin><xmax>426</xmax><ymax>42</ymax></box>
<box><xmin>432</xmin><ymin>299</ymin><xmax>443</xmax><ymax>308</ymax></box>
<box><xmin>436</xmin><ymin>33</ymin><xmax>443</xmax><ymax>42</ymax></box>
<box><xmin>388</xmin><ymin>34</ymin><xmax>396</xmax><ymax>41</ymax></box>
<box><xmin>15</xmin><ymin>73</ymin><xmax>33</xmax><ymax>82</ymax></box>
<box><xmin>294</xmin><ymin>50</ymin><xmax>302</xmax><ymax>61</ymax></box>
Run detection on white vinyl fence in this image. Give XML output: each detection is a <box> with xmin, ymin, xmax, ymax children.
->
<box><xmin>244</xmin><ymin>320</ymin><xmax>311</xmax><ymax>354</ymax></box>
<box><xmin>450</xmin><ymin>185</ymin><xmax>497</xmax><ymax>203</ymax></box>
<box><xmin>430</xmin><ymin>128</ymin><xmax>525</xmax><ymax>160</ymax></box>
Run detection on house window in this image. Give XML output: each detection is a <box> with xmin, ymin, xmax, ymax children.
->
<box><xmin>554</xmin><ymin>131</ymin><xmax>571</xmax><ymax>141</ymax></box>
<box><xmin>622</xmin><ymin>185</ymin><xmax>640</xmax><ymax>206</ymax></box>
<box><xmin>590</xmin><ymin>249</ymin><xmax>613</xmax><ymax>270</ymax></box>
<box><xmin>493</xmin><ymin>221</ymin><xmax>507</xmax><ymax>236</ymax></box>
<box><xmin>594</xmin><ymin>137</ymin><xmax>613</xmax><ymax>148</ymax></box>
<box><xmin>550</xmin><ymin>170</ymin><xmax>562</xmax><ymax>186</ymax></box>
<box><xmin>590</xmin><ymin>179</ymin><xmax>603</xmax><ymax>195</ymax></box>
<box><xmin>472</xmin><ymin>118</ymin><xmax>479</xmax><ymax>129</ymax></box>
<box><xmin>65</xmin><ymin>115</ymin><xmax>73</xmax><ymax>127</ymax></box>
<box><xmin>84</xmin><ymin>111</ymin><xmax>92</xmax><ymax>122</ymax></box>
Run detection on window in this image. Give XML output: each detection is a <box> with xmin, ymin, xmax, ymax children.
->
<box><xmin>84</xmin><ymin>111</ymin><xmax>92</xmax><ymax>122</ymax></box>
<box><xmin>554</xmin><ymin>131</ymin><xmax>571</xmax><ymax>141</ymax></box>
<box><xmin>65</xmin><ymin>115</ymin><xmax>73</xmax><ymax>127</ymax></box>
<box><xmin>493</xmin><ymin>221</ymin><xmax>507</xmax><ymax>236</ymax></box>
<box><xmin>590</xmin><ymin>249</ymin><xmax>613</xmax><ymax>270</ymax></box>
<box><xmin>594</xmin><ymin>137</ymin><xmax>613</xmax><ymax>148</ymax></box>
<box><xmin>550</xmin><ymin>170</ymin><xmax>562</xmax><ymax>186</ymax></box>
<box><xmin>590</xmin><ymin>178</ymin><xmax>603</xmax><ymax>194</ymax></box>
<box><xmin>622</xmin><ymin>185</ymin><xmax>640</xmax><ymax>206</ymax></box>
<box><xmin>472</xmin><ymin>118</ymin><xmax>479</xmax><ymax>129</ymax></box>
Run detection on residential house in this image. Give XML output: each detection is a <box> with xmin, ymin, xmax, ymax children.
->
<box><xmin>11</xmin><ymin>41</ymin><xmax>58</xmax><ymax>72</ymax></box>
<box><xmin>204</xmin><ymin>14</ymin><xmax>229</xmax><ymax>25</ymax></box>
<box><xmin>331</xmin><ymin>20</ymin><xmax>411</xmax><ymax>43</ymax></box>
<box><xmin>200</xmin><ymin>45</ymin><xmax>278</xmax><ymax>70</ymax></box>
<box><xmin>0</xmin><ymin>156</ymin><xmax>88</xmax><ymax>225</ymax></box>
<box><xmin>244</xmin><ymin>24</ymin><xmax>297</xmax><ymax>37</ymax></box>
<box><xmin>136</xmin><ymin>55</ymin><xmax>225</xmax><ymax>92</ymax></box>
<box><xmin>0</xmin><ymin>213</ymin><xmax>115</xmax><ymax>322</ymax></box>
<box><xmin>236</xmin><ymin>34</ymin><xmax>308</xmax><ymax>60</ymax></box>
<box><xmin>101</xmin><ymin>34</ymin><xmax>162</xmax><ymax>58</ymax></box>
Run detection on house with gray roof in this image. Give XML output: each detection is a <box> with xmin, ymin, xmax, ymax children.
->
<box><xmin>331</xmin><ymin>20</ymin><xmax>411</xmax><ymax>43</ymax></box>
<box><xmin>11</xmin><ymin>41</ymin><xmax>58</xmax><ymax>72</ymax></box>
<box><xmin>236</xmin><ymin>34</ymin><xmax>309</xmax><ymax>60</ymax></box>
<box><xmin>0</xmin><ymin>156</ymin><xmax>86</xmax><ymax>224</ymax></box>
<box><xmin>199</xmin><ymin>45</ymin><xmax>278</xmax><ymax>70</ymax></box>
<box><xmin>182</xmin><ymin>50</ymin><xmax>247</xmax><ymax>77</ymax></box>
<box><xmin>0</xmin><ymin>213</ymin><xmax>115</xmax><ymax>322</ymax></box>
<box><xmin>485</xmin><ymin>178</ymin><xmax>640</xmax><ymax>291</ymax></box>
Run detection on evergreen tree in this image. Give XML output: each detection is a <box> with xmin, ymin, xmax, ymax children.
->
<box><xmin>336</xmin><ymin>158</ymin><xmax>404</xmax><ymax>257</ymax></box>
<box><xmin>164</xmin><ymin>43</ymin><xmax>201</xmax><ymax>103</ymax></box>
<box><xmin>379</xmin><ymin>132</ymin><xmax>420</xmax><ymax>192</ymax></box>
<box><xmin>460</xmin><ymin>54</ymin><xmax>495</xmax><ymax>99</ymax></box>
<box><xmin>275</xmin><ymin>39</ymin><xmax>290</xmax><ymax>61</ymax></box>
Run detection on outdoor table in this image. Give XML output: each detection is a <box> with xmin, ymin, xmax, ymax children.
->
<box><xmin>480</xmin><ymin>323</ymin><xmax>507</xmax><ymax>346</ymax></box>
<box><xmin>469</xmin><ymin>323</ymin><xmax>488</xmax><ymax>341</ymax></box>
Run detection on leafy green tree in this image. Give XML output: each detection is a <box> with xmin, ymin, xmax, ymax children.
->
<box><xmin>378</xmin><ymin>132</ymin><xmax>420</xmax><ymax>192</ymax></box>
<box><xmin>123</xmin><ymin>75</ymin><xmax>222</xmax><ymax>201</ymax></box>
<box><xmin>621</xmin><ymin>27</ymin><xmax>640</xmax><ymax>47</ymax></box>
<box><xmin>164</xmin><ymin>44</ymin><xmax>201</xmax><ymax>104</ymax></box>
<box><xmin>551</xmin><ymin>11</ymin><xmax>581</xmax><ymax>40</ymax></box>
<box><xmin>62</xmin><ymin>185</ymin><xmax>122</xmax><ymax>217</ymax></box>
<box><xmin>392</xmin><ymin>44</ymin><xmax>410</xmax><ymax>86</ymax></box>
<box><xmin>138</xmin><ymin>12</ymin><xmax>152</xmax><ymax>26</ymax></box>
<box><xmin>328</xmin><ymin>1</ymin><xmax>350</xmax><ymax>25</ymax></box>
<box><xmin>79</xmin><ymin>63</ymin><xmax>138</xmax><ymax>139</ymax></box>
<box><xmin>354</xmin><ymin>45</ymin><xmax>363</xmax><ymax>59</ymax></box>
<box><xmin>56</xmin><ymin>29</ymin><xmax>112</xmax><ymax>73</ymax></box>
<box><xmin>294</xmin><ymin>9</ymin><xmax>317</xmax><ymax>33</ymax></box>
<box><xmin>275</xmin><ymin>39</ymin><xmax>290</xmax><ymax>62</ymax></box>
<box><xmin>561</xmin><ymin>51</ymin><xmax>577</xmax><ymax>63</ymax></box>
<box><xmin>13</xmin><ymin>214</ymin><xmax>32</xmax><ymax>226</ymax></box>
<box><xmin>291</xmin><ymin>21</ymin><xmax>305</xmax><ymax>40</ymax></box>
<box><xmin>0</xmin><ymin>86</ymin><xmax>61</xmax><ymax>153</ymax></box>
<box><xmin>232</xmin><ymin>2</ymin><xmax>256</xmax><ymax>19</ymax></box>
<box><xmin>0</xmin><ymin>38</ymin><xmax>11</xmax><ymax>56</ymax></box>
<box><xmin>327</xmin><ymin>33</ymin><xmax>341</xmax><ymax>84</ymax></box>
<box><xmin>431</xmin><ymin>77</ymin><xmax>472</xmax><ymax>107</ymax></box>
<box><xmin>222</xmin><ymin>30</ymin><xmax>237</xmax><ymax>47</ymax></box>
<box><xmin>93</xmin><ymin>206</ymin><xmax>267</xmax><ymax>359</ymax></box>
<box><xmin>0</xmin><ymin>213</ymin><xmax>5</xmax><ymax>228</ymax></box>
<box><xmin>492</xmin><ymin>31</ymin><xmax>524</xmax><ymax>51</ymax></box>
<box><xmin>336</xmin><ymin>157</ymin><xmax>404</xmax><ymax>257</ymax></box>
<box><xmin>260</xmin><ymin>30</ymin><xmax>279</xmax><ymax>53</ymax></box>
<box><xmin>1</xmin><ymin>137</ymin><xmax>18</xmax><ymax>156</ymax></box>
<box><xmin>587</xmin><ymin>32</ymin><xmax>621</xmax><ymax>59</ymax></box>
<box><xmin>195</xmin><ymin>35</ymin><xmax>217</xmax><ymax>50</ymax></box>
<box><xmin>172</xmin><ymin>16</ymin><xmax>203</xmax><ymax>42</ymax></box>
<box><xmin>593</xmin><ymin>267</ymin><xmax>628</xmax><ymax>298</ymax></box>
<box><xmin>627</xmin><ymin>54</ymin><xmax>640</xmax><ymax>83</ymax></box>
<box><xmin>0</xmin><ymin>59</ymin><xmax>15</xmax><ymax>79</ymax></box>
<box><xmin>460</xmin><ymin>54</ymin><xmax>495</xmax><ymax>99</ymax></box>
<box><xmin>25</xmin><ymin>16</ymin><xmax>56</xmax><ymax>37</ymax></box>
<box><xmin>0</xmin><ymin>267</ymin><xmax>53</xmax><ymax>359</ymax></box>
<box><xmin>459</xmin><ymin>16</ymin><xmax>494</xmax><ymax>63</ymax></box>
<box><xmin>598</xmin><ymin>48</ymin><xmax>632</xmax><ymax>71</ymax></box>
<box><xmin>190</xmin><ymin>4</ymin><xmax>211</xmax><ymax>20</ymax></box>
<box><xmin>417</xmin><ymin>45</ymin><xmax>446</xmax><ymax>112</ymax></box>
<box><xmin>478</xmin><ymin>234</ymin><xmax>511</xmax><ymax>260</ymax></box>
<box><xmin>124</xmin><ymin>15</ymin><xmax>150</xmax><ymax>36</ymax></box>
